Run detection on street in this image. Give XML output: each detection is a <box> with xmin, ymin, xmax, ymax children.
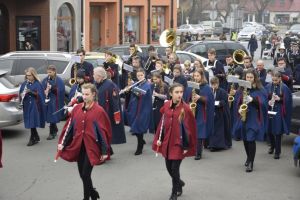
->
<box><xmin>0</xmin><ymin>122</ymin><xmax>299</xmax><ymax>200</ymax></box>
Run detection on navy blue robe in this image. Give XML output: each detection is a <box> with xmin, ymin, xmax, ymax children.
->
<box><xmin>42</xmin><ymin>76</ymin><xmax>65</xmax><ymax>123</ymax></box>
<box><xmin>20</xmin><ymin>80</ymin><xmax>46</xmax><ymax>129</ymax></box>
<box><xmin>188</xmin><ymin>83</ymin><xmax>214</xmax><ymax>139</ymax></box>
<box><xmin>209</xmin><ymin>88</ymin><xmax>232</xmax><ymax>149</ymax></box>
<box><xmin>103</xmin><ymin>62</ymin><xmax>120</xmax><ymax>87</ymax></box>
<box><xmin>95</xmin><ymin>79</ymin><xmax>126</xmax><ymax>144</ymax></box>
<box><xmin>265</xmin><ymin>82</ymin><xmax>292</xmax><ymax>136</ymax></box>
<box><xmin>126</xmin><ymin>80</ymin><xmax>153</xmax><ymax>134</ymax></box>
<box><xmin>203</xmin><ymin>60</ymin><xmax>227</xmax><ymax>90</ymax></box>
<box><xmin>256</xmin><ymin>68</ymin><xmax>267</xmax><ymax>86</ymax></box>
<box><xmin>71</xmin><ymin>61</ymin><xmax>94</xmax><ymax>83</ymax></box>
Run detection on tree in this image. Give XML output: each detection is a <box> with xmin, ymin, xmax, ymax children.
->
<box><xmin>252</xmin><ymin>0</ymin><xmax>272</xmax><ymax>22</ymax></box>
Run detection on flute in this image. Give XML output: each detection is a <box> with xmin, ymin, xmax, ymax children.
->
<box><xmin>156</xmin><ymin>114</ymin><xmax>165</xmax><ymax>157</ymax></box>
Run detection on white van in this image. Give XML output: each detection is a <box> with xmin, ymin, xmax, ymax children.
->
<box><xmin>200</xmin><ymin>21</ymin><xmax>223</xmax><ymax>36</ymax></box>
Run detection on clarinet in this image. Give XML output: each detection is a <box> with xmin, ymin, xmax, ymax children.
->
<box><xmin>45</xmin><ymin>76</ymin><xmax>51</xmax><ymax>104</ymax></box>
<box><xmin>19</xmin><ymin>81</ymin><xmax>29</xmax><ymax>107</ymax></box>
<box><xmin>156</xmin><ymin>114</ymin><xmax>165</xmax><ymax>157</ymax></box>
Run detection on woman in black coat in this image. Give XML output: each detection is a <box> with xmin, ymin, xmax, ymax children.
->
<box><xmin>248</xmin><ymin>34</ymin><xmax>258</xmax><ymax>60</ymax></box>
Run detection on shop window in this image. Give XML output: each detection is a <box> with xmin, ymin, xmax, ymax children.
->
<box><xmin>16</xmin><ymin>16</ymin><xmax>41</xmax><ymax>51</ymax></box>
<box><xmin>57</xmin><ymin>3</ymin><xmax>74</xmax><ymax>52</ymax></box>
<box><xmin>152</xmin><ymin>7</ymin><xmax>166</xmax><ymax>42</ymax></box>
<box><xmin>124</xmin><ymin>7</ymin><xmax>140</xmax><ymax>43</ymax></box>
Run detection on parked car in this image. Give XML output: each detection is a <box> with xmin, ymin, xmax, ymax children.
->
<box><xmin>200</xmin><ymin>21</ymin><xmax>223</xmax><ymax>36</ymax></box>
<box><xmin>291</xmin><ymin>90</ymin><xmax>300</xmax><ymax>134</ymax></box>
<box><xmin>179</xmin><ymin>40</ymin><xmax>249</xmax><ymax>64</ymax></box>
<box><xmin>176</xmin><ymin>50</ymin><xmax>207</xmax><ymax>65</ymax></box>
<box><xmin>0</xmin><ymin>70</ymin><xmax>23</xmax><ymax>128</ymax></box>
<box><xmin>286</xmin><ymin>24</ymin><xmax>300</xmax><ymax>36</ymax></box>
<box><xmin>176</xmin><ymin>24</ymin><xmax>204</xmax><ymax>35</ymax></box>
<box><xmin>242</xmin><ymin>21</ymin><xmax>261</xmax><ymax>28</ymax></box>
<box><xmin>0</xmin><ymin>51</ymin><xmax>74</xmax><ymax>95</ymax></box>
<box><xmin>238</xmin><ymin>26</ymin><xmax>263</xmax><ymax>41</ymax></box>
<box><xmin>263</xmin><ymin>23</ymin><xmax>279</xmax><ymax>33</ymax></box>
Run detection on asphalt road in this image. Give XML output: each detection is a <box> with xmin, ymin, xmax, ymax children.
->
<box><xmin>0</xmin><ymin>122</ymin><xmax>299</xmax><ymax>200</ymax></box>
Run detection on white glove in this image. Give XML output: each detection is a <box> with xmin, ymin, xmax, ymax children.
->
<box><xmin>246</xmin><ymin>96</ymin><xmax>253</xmax><ymax>104</ymax></box>
<box><xmin>67</xmin><ymin>106</ymin><xmax>74</xmax><ymax>113</ymax></box>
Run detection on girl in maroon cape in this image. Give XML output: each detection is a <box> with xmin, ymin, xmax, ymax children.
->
<box><xmin>57</xmin><ymin>83</ymin><xmax>112</xmax><ymax>200</ymax></box>
<box><xmin>152</xmin><ymin>83</ymin><xmax>197</xmax><ymax>200</ymax></box>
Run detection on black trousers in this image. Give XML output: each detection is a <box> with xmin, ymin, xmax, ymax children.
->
<box><xmin>165</xmin><ymin>159</ymin><xmax>182</xmax><ymax>194</ymax></box>
<box><xmin>269</xmin><ymin>133</ymin><xmax>282</xmax><ymax>155</ymax></box>
<box><xmin>78</xmin><ymin>143</ymin><xmax>94</xmax><ymax>200</ymax></box>
<box><xmin>243</xmin><ymin>141</ymin><xmax>256</xmax><ymax>163</ymax></box>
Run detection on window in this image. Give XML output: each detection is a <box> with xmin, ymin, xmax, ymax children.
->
<box><xmin>0</xmin><ymin>59</ymin><xmax>14</xmax><ymax>72</ymax></box>
<box><xmin>11</xmin><ymin>59</ymin><xmax>47</xmax><ymax>75</ymax></box>
<box><xmin>152</xmin><ymin>7</ymin><xmax>166</xmax><ymax>42</ymax></box>
<box><xmin>189</xmin><ymin>44</ymin><xmax>207</xmax><ymax>57</ymax></box>
<box><xmin>47</xmin><ymin>60</ymin><xmax>69</xmax><ymax>74</ymax></box>
<box><xmin>177</xmin><ymin>54</ymin><xmax>192</xmax><ymax>64</ymax></box>
<box><xmin>124</xmin><ymin>7</ymin><xmax>140</xmax><ymax>43</ymax></box>
<box><xmin>16</xmin><ymin>16</ymin><xmax>41</xmax><ymax>50</ymax></box>
<box><xmin>226</xmin><ymin>43</ymin><xmax>247</xmax><ymax>56</ymax></box>
<box><xmin>206</xmin><ymin>43</ymin><xmax>227</xmax><ymax>56</ymax></box>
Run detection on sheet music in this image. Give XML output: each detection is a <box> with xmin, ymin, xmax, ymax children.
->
<box><xmin>227</xmin><ymin>75</ymin><xmax>239</xmax><ymax>83</ymax></box>
<box><xmin>164</xmin><ymin>76</ymin><xmax>173</xmax><ymax>85</ymax></box>
<box><xmin>71</xmin><ymin>55</ymin><xmax>81</xmax><ymax>63</ymax></box>
<box><xmin>187</xmin><ymin>81</ymin><xmax>199</xmax><ymax>89</ymax></box>
<box><xmin>123</xmin><ymin>63</ymin><xmax>134</xmax><ymax>72</ymax></box>
<box><xmin>238</xmin><ymin>80</ymin><xmax>252</xmax><ymax>89</ymax></box>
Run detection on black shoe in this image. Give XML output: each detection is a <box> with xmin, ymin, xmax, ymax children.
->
<box><xmin>244</xmin><ymin>160</ymin><xmax>250</xmax><ymax>167</ymax></box>
<box><xmin>177</xmin><ymin>180</ymin><xmax>185</xmax><ymax>196</ymax></box>
<box><xmin>46</xmin><ymin>134</ymin><xmax>56</xmax><ymax>140</ymax></box>
<box><xmin>274</xmin><ymin>154</ymin><xmax>280</xmax><ymax>159</ymax></box>
<box><xmin>169</xmin><ymin>193</ymin><xmax>177</xmax><ymax>200</ymax></box>
<box><xmin>245</xmin><ymin>162</ymin><xmax>253</xmax><ymax>173</ymax></box>
<box><xmin>134</xmin><ymin>148</ymin><xmax>142</xmax><ymax>155</ymax></box>
<box><xmin>90</xmin><ymin>188</ymin><xmax>100</xmax><ymax>200</ymax></box>
<box><xmin>27</xmin><ymin>139</ymin><xmax>38</xmax><ymax>146</ymax></box>
<box><xmin>110</xmin><ymin>146</ymin><xmax>114</xmax><ymax>156</ymax></box>
<box><xmin>268</xmin><ymin>148</ymin><xmax>274</xmax><ymax>154</ymax></box>
<box><xmin>194</xmin><ymin>154</ymin><xmax>201</xmax><ymax>160</ymax></box>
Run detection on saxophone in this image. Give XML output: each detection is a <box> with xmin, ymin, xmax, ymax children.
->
<box><xmin>189</xmin><ymin>88</ymin><xmax>197</xmax><ymax>116</ymax></box>
<box><xmin>228</xmin><ymin>84</ymin><xmax>235</xmax><ymax>108</ymax></box>
<box><xmin>69</xmin><ymin>63</ymin><xmax>77</xmax><ymax>85</ymax></box>
<box><xmin>239</xmin><ymin>88</ymin><xmax>248</xmax><ymax>122</ymax></box>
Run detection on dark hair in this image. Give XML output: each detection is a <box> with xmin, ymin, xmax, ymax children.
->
<box><xmin>133</xmin><ymin>56</ymin><xmax>140</xmax><ymax>62</ymax></box>
<box><xmin>76</xmin><ymin>49</ymin><xmax>86</xmax><ymax>55</ymax></box>
<box><xmin>244</xmin><ymin>68</ymin><xmax>263</xmax><ymax>89</ymax></box>
<box><xmin>225</xmin><ymin>54</ymin><xmax>233</xmax><ymax>58</ymax></box>
<box><xmin>173</xmin><ymin>64</ymin><xmax>182</xmax><ymax>73</ymax></box>
<box><xmin>210</xmin><ymin>76</ymin><xmax>219</xmax><ymax>85</ymax></box>
<box><xmin>169</xmin><ymin>83</ymin><xmax>184</xmax><ymax>94</ymax></box>
<box><xmin>129</xmin><ymin>44</ymin><xmax>136</xmax><ymax>48</ymax></box>
<box><xmin>136</xmin><ymin>67</ymin><xmax>145</xmax><ymax>75</ymax></box>
<box><xmin>277</xmin><ymin>57</ymin><xmax>286</xmax><ymax>63</ymax></box>
<box><xmin>47</xmin><ymin>65</ymin><xmax>56</xmax><ymax>72</ymax></box>
<box><xmin>148</xmin><ymin>45</ymin><xmax>155</xmax><ymax>52</ymax></box>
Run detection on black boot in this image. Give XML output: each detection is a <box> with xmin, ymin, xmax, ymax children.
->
<box><xmin>195</xmin><ymin>139</ymin><xmax>202</xmax><ymax>160</ymax></box>
<box><xmin>134</xmin><ymin>134</ymin><xmax>144</xmax><ymax>155</ymax></box>
<box><xmin>268</xmin><ymin>147</ymin><xmax>274</xmax><ymax>154</ymax></box>
<box><xmin>47</xmin><ymin>124</ymin><xmax>56</xmax><ymax>140</ymax></box>
<box><xmin>244</xmin><ymin>159</ymin><xmax>250</xmax><ymax>167</ymax></box>
<box><xmin>33</xmin><ymin>128</ymin><xmax>40</xmax><ymax>142</ymax></box>
<box><xmin>176</xmin><ymin>180</ymin><xmax>185</xmax><ymax>196</ymax></box>
<box><xmin>90</xmin><ymin>188</ymin><xmax>100</xmax><ymax>200</ymax></box>
<box><xmin>274</xmin><ymin>154</ymin><xmax>280</xmax><ymax>159</ymax></box>
<box><xmin>245</xmin><ymin>162</ymin><xmax>253</xmax><ymax>172</ymax></box>
<box><xmin>169</xmin><ymin>193</ymin><xmax>177</xmax><ymax>200</ymax></box>
<box><xmin>27</xmin><ymin>129</ymin><xmax>38</xmax><ymax>146</ymax></box>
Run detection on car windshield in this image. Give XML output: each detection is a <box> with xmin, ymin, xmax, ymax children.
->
<box><xmin>179</xmin><ymin>43</ymin><xmax>194</xmax><ymax>50</ymax></box>
<box><xmin>242</xmin><ymin>27</ymin><xmax>255</xmax><ymax>32</ymax></box>
<box><xmin>291</xmin><ymin>24</ymin><xmax>300</xmax><ymax>30</ymax></box>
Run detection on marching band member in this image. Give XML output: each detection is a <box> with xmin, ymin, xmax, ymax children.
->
<box><xmin>94</xmin><ymin>67</ymin><xmax>126</xmax><ymax>145</ymax></box>
<box><xmin>143</xmin><ymin>45</ymin><xmax>160</xmax><ymax>76</ymax></box>
<box><xmin>209</xmin><ymin>77</ymin><xmax>232</xmax><ymax>151</ymax></box>
<box><xmin>276</xmin><ymin>57</ymin><xmax>294</xmax><ymax>91</ymax></box>
<box><xmin>20</xmin><ymin>67</ymin><xmax>46</xmax><ymax>146</ymax></box>
<box><xmin>225</xmin><ymin>54</ymin><xmax>238</xmax><ymax>74</ymax></box>
<box><xmin>103</xmin><ymin>51</ymin><xmax>120</xmax><ymax>87</ymax></box>
<box><xmin>265</xmin><ymin>71</ymin><xmax>292</xmax><ymax>159</ymax></box>
<box><xmin>234</xmin><ymin>69</ymin><xmax>267</xmax><ymax>172</ymax></box>
<box><xmin>152</xmin><ymin>72</ymin><xmax>169</xmax><ymax>132</ymax></box>
<box><xmin>255</xmin><ymin>60</ymin><xmax>267</xmax><ymax>86</ymax></box>
<box><xmin>68</xmin><ymin>69</ymin><xmax>85</xmax><ymax>105</ymax></box>
<box><xmin>202</xmin><ymin>48</ymin><xmax>227</xmax><ymax>90</ymax></box>
<box><xmin>168</xmin><ymin>53</ymin><xmax>180</xmax><ymax>72</ymax></box>
<box><xmin>273</xmin><ymin>44</ymin><xmax>289</xmax><ymax>67</ymax></box>
<box><xmin>125</xmin><ymin>68</ymin><xmax>153</xmax><ymax>155</ymax></box>
<box><xmin>190</xmin><ymin>69</ymin><xmax>214</xmax><ymax>160</ymax></box>
<box><xmin>242</xmin><ymin>56</ymin><xmax>255</xmax><ymax>70</ymax></box>
<box><xmin>57</xmin><ymin>83</ymin><xmax>112</xmax><ymax>200</ymax></box>
<box><xmin>172</xmin><ymin>65</ymin><xmax>189</xmax><ymax>102</ymax></box>
<box><xmin>183</xmin><ymin>60</ymin><xmax>194</xmax><ymax>80</ymax></box>
<box><xmin>194</xmin><ymin>59</ymin><xmax>209</xmax><ymax>81</ymax></box>
<box><xmin>71</xmin><ymin>49</ymin><xmax>94</xmax><ymax>83</ymax></box>
<box><xmin>42</xmin><ymin>65</ymin><xmax>65</xmax><ymax>140</ymax></box>
<box><xmin>152</xmin><ymin>83</ymin><xmax>197</xmax><ymax>200</ymax></box>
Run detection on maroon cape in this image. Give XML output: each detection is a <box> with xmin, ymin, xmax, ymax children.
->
<box><xmin>152</xmin><ymin>101</ymin><xmax>197</xmax><ymax>160</ymax></box>
<box><xmin>0</xmin><ymin>131</ymin><xmax>2</xmax><ymax>168</ymax></box>
<box><xmin>58</xmin><ymin>102</ymin><xmax>112</xmax><ymax>166</ymax></box>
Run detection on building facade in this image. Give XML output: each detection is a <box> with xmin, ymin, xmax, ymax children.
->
<box><xmin>84</xmin><ymin>0</ymin><xmax>177</xmax><ymax>51</ymax></box>
<box><xmin>0</xmin><ymin>0</ymin><xmax>81</xmax><ymax>54</ymax></box>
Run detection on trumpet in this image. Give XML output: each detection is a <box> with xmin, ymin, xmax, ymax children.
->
<box><xmin>239</xmin><ymin>88</ymin><xmax>248</xmax><ymax>122</ymax></box>
<box><xmin>69</xmin><ymin>63</ymin><xmax>77</xmax><ymax>85</ymax></box>
<box><xmin>190</xmin><ymin>88</ymin><xmax>197</xmax><ymax>116</ymax></box>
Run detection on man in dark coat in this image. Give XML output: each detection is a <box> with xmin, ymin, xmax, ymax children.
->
<box><xmin>71</xmin><ymin>49</ymin><xmax>94</xmax><ymax>83</ymax></box>
<box><xmin>209</xmin><ymin>77</ymin><xmax>232</xmax><ymax>151</ymax></box>
<box><xmin>276</xmin><ymin>57</ymin><xmax>294</xmax><ymax>91</ymax></box>
<box><xmin>103</xmin><ymin>51</ymin><xmax>120</xmax><ymax>87</ymax></box>
<box><xmin>273</xmin><ymin>44</ymin><xmax>289</xmax><ymax>67</ymax></box>
<box><xmin>256</xmin><ymin>60</ymin><xmax>267</xmax><ymax>86</ymax></box>
<box><xmin>94</xmin><ymin>67</ymin><xmax>126</xmax><ymax>145</ymax></box>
